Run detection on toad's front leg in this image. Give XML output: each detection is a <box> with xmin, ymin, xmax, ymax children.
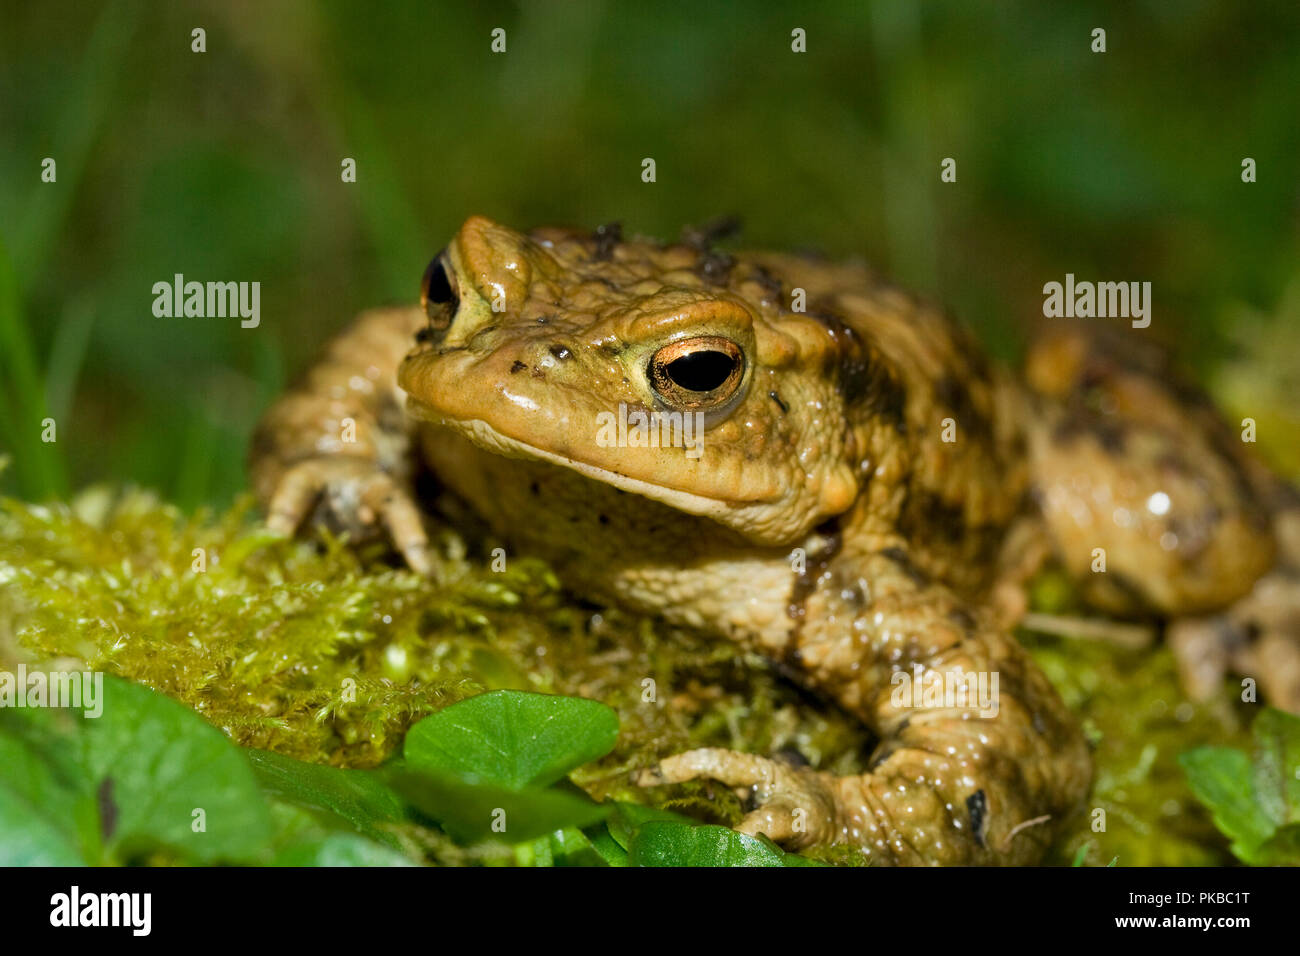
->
<box><xmin>249</xmin><ymin>306</ymin><xmax>434</xmax><ymax>573</ymax></box>
<box><xmin>639</xmin><ymin>550</ymin><xmax>1091</xmax><ymax>864</ymax></box>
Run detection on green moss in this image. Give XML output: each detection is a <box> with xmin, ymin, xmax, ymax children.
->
<box><xmin>0</xmin><ymin>486</ymin><xmax>1250</xmax><ymax>865</ymax></box>
<box><xmin>0</xmin><ymin>487</ymin><xmax>869</xmax><ymax>782</ymax></box>
<box><xmin>1026</xmin><ymin>630</ymin><xmax>1250</xmax><ymax>866</ymax></box>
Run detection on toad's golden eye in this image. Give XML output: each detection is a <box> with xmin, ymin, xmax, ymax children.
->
<box><xmin>648</xmin><ymin>336</ymin><xmax>746</xmax><ymax>410</ymax></box>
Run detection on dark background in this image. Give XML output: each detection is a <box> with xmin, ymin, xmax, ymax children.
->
<box><xmin>2</xmin><ymin>0</ymin><xmax>1298</xmax><ymax>509</ymax></box>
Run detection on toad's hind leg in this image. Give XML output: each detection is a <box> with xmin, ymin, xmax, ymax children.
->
<box><xmin>1022</xmin><ymin>325</ymin><xmax>1300</xmax><ymax>709</ymax></box>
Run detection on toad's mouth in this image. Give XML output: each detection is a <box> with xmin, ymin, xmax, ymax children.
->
<box><xmin>403</xmin><ymin>393</ymin><xmax>774</xmax><ymax>524</ymax></box>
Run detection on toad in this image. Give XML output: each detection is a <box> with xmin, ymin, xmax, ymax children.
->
<box><xmin>250</xmin><ymin>216</ymin><xmax>1300</xmax><ymax>863</ymax></box>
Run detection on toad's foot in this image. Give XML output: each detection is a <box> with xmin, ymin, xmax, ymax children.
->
<box><xmin>264</xmin><ymin>456</ymin><xmax>433</xmax><ymax>575</ymax></box>
<box><xmin>1169</xmin><ymin>569</ymin><xmax>1300</xmax><ymax>712</ymax></box>
<box><xmin>634</xmin><ymin>747</ymin><xmax>841</xmax><ymax>849</ymax></box>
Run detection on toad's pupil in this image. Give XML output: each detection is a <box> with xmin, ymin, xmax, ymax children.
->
<box><xmin>665</xmin><ymin>350</ymin><xmax>737</xmax><ymax>392</ymax></box>
<box><xmin>422</xmin><ymin>255</ymin><xmax>455</xmax><ymax>306</ymax></box>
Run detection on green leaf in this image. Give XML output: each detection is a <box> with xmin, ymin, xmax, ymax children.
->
<box><xmin>245</xmin><ymin>748</ymin><xmax>408</xmax><ymax>849</ymax></box>
<box><xmin>514</xmin><ymin>835</ymin><xmax>554</xmax><ymax>867</ymax></box>
<box><xmin>0</xmin><ymin>775</ymin><xmax>85</xmax><ymax>866</ymax></box>
<box><xmin>272</xmin><ymin>833</ymin><xmax>416</xmax><ymax>867</ymax></box>
<box><xmin>584</xmin><ymin>823</ymin><xmax>630</xmax><ymax>867</ymax></box>
<box><xmin>628</xmin><ymin>821</ymin><xmax>789</xmax><ymax>867</ymax></box>
<box><xmin>79</xmin><ymin>676</ymin><xmax>274</xmax><ymax>863</ymax></box>
<box><xmin>0</xmin><ymin>676</ymin><xmax>274</xmax><ymax>864</ymax></box>
<box><xmin>605</xmin><ymin>800</ymin><xmax>695</xmax><ymax>851</ymax></box>
<box><xmin>1250</xmin><ymin>708</ymin><xmax>1300</xmax><ymax>829</ymax></box>
<box><xmin>0</xmin><ymin>717</ymin><xmax>91</xmax><ymax>846</ymax></box>
<box><xmin>390</xmin><ymin>768</ymin><xmax>610</xmax><ymax>845</ymax></box>
<box><xmin>1180</xmin><ymin>746</ymin><xmax>1274</xmax><ymax>863</ymax></box>
<box><xmin>547</xmin><ymin>826</ymin><xmax>611</xmax><ymax>867</ymax></box>
<box><xmin>1182</xmin><ymin>708</ymin><xmax>1300</xmax><ymax>866</ymax></box>
<box><xmin>403</xmin><ymin>690</ymin><xmax>619</xmax><ymax>791</ymax></box>
<box><xmin>1254</xmin><ymin>823</ymin><xmax>1300</xmax><ymax>867</ymax></box>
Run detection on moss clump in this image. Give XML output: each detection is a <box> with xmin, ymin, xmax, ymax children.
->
<box><xmin>0</xmin><ymin>487</ymin><xmax>871</xmax><ymax>786</ymax></box>
<box><xmin>0</xmin><ymin>486</ymin><xmax>1250</xmax><ymax>864</ymax></box>
<box><xmin>1026</xmin><ymin>632</ymin><xmax>1250</xmax><ymax>866</ymax></box>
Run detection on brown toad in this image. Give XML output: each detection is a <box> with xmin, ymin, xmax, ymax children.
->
<box><xmin>250</xmin><ymin>216</ymin><xmax>1300</xmax><ymax>864</ymax></box>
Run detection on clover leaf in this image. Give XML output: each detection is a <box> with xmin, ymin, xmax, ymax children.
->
<box><xmin>403</xmin><ymin>689</ymin><xmax>618</xmax><ymax>789</ymax></box>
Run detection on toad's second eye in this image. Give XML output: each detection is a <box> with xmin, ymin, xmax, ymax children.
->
<box><xmin>648</xmin><ymin>336</ymin><xmax>746</xmax><ymax>410</ymax></box>
<box><xmin>420</xmin><ymin>251</ymin><xmax>458</xmax><ymax>329</ymax></box>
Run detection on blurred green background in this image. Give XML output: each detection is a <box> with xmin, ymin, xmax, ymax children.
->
<box><xmin>2</xmin><ymin>0</ymin><xmax>1297</xmax><ymax>510</ymax></box>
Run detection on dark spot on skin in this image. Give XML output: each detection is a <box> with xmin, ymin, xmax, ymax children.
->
<box><xmin>786</xmin><ymin>518</ymin><xmax>845</xmax><ymax>659</ymax></box>
<box><xmin>377</xmin><ymin>393</ymin><xmax>406</xmax><ymax>434</ymax></box>
<box><xmin>948</xmin><ymin>607</ymin><xmax>977</xmax><ymax>632</ymax></box>
<box><xmin>249</xmin><ymin>426</ymin><xmax>281</xmax><ymax>463</ymax></box>
<box><xmin>696</xmin><ymin>250</ymin><xmax>735</xmax><ymax>285</ymax></box>
<box><xmin>97</xmin><ymin>777</ymin><xmax>119</xmax><ymax>841</ymax></box>
<box><xmin>920</xmin><ymin>494</ymin><xmax>972</xmax><ymax>546</ymax></box>
<box><xmin>879</xmin><ymin>546</ymin><xmax>930</xmax><ymax>586</ymax></box>
<box><xmin>681</xmin><ymin>215</ymin><xmax>742</xmax><ymax>249</ymax></box>
<box><xmin>769</xmin><ymin>391</ymin><xmax>789</xmax><ymax>414</ymax></box>
<box><xmin>531</xmin><ymin>366</ymin><xmax>546</xmax><ymax>379</ymax></box>
<box><xmin>1058</xmin><ymin>406</ymin><xmax>1128</xmax><ymax>454</ymax></box>
<box><xmin>753</xmin><ymin>264</ymin><xmax>784</xmax><ymax>299</ymax></box>
<box><xmin>966</xmin><ymin>789</ymin><xmax>988</xmax><ymax>848</ymax></box>
<box><xmin>1268</xmin><ymin>477</ymin><xmax>1300</xmax><ymax>511</ymax></box>
<box><xmin>900</xmin><ymin>491</ymin><xmax>968</xmax><ymax>545</ymax></box>
<box><xmin>678</xmin><ymin>217</ymin><xmax>740</xmax><ymax>285</ymax></box>
<box><xmin>510</xmin><ymin>361</ymin><xmax>527</xmax><ymax>374</ymax></box>
<box><xmin>867</xmin><ymin>712</ymin><xmax>909</xmax><ymax>769</ymax></box>
<box><xmin>415</xmin><ymin>325</ymin><xmax>437</xmax><ymax>344</ymax></box>
<box><xmin>592</xmin><ymin>221</ymin><xmax>622</xmax><ymax>261</ymax></box>
<box><xmin>529</xmin><ymin>481</ymin><xmax>540</xmax><ymax>496</ymax></box>
<box><xmin>773</xmin><ymin>747</ymin><xmax>811</xmax><ymax>769</ymax></box>
<box><xmin>598</xmin><ymin>514</ymin><xmax>610</xmax><ymax>526</ymax></box>
<box><xmin>935</xmin><ymin>374</ymin><xmax>991</xmax><ymax>440</ymax></box>
<box><xmin>1051</xmin><ymin>413</ymin><xmax>1091</xmax><ymax>445</ymax></box>
<box><xmin>549</xmin><ymin>344</ymin><xmax>572</xmax><ymax>361</ymax></box>
<box><xmin>1095</xmin><ymin>421</ymin><xmax>1128</xmax><ymax>453</ymax></box>
<box><xmin>809</xmin><ymin>310</ymin><xmax>907</xmax><ymax>432</ymax></box>
<box><xmin>839</xmin><ymin>582</ymin><xmax>866</xmax><ymax>609</ymax></box>
<box><xmin>868</xmin><ymin>743</ymin><xmax>898</xmax><ymax>769</ymax></box>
